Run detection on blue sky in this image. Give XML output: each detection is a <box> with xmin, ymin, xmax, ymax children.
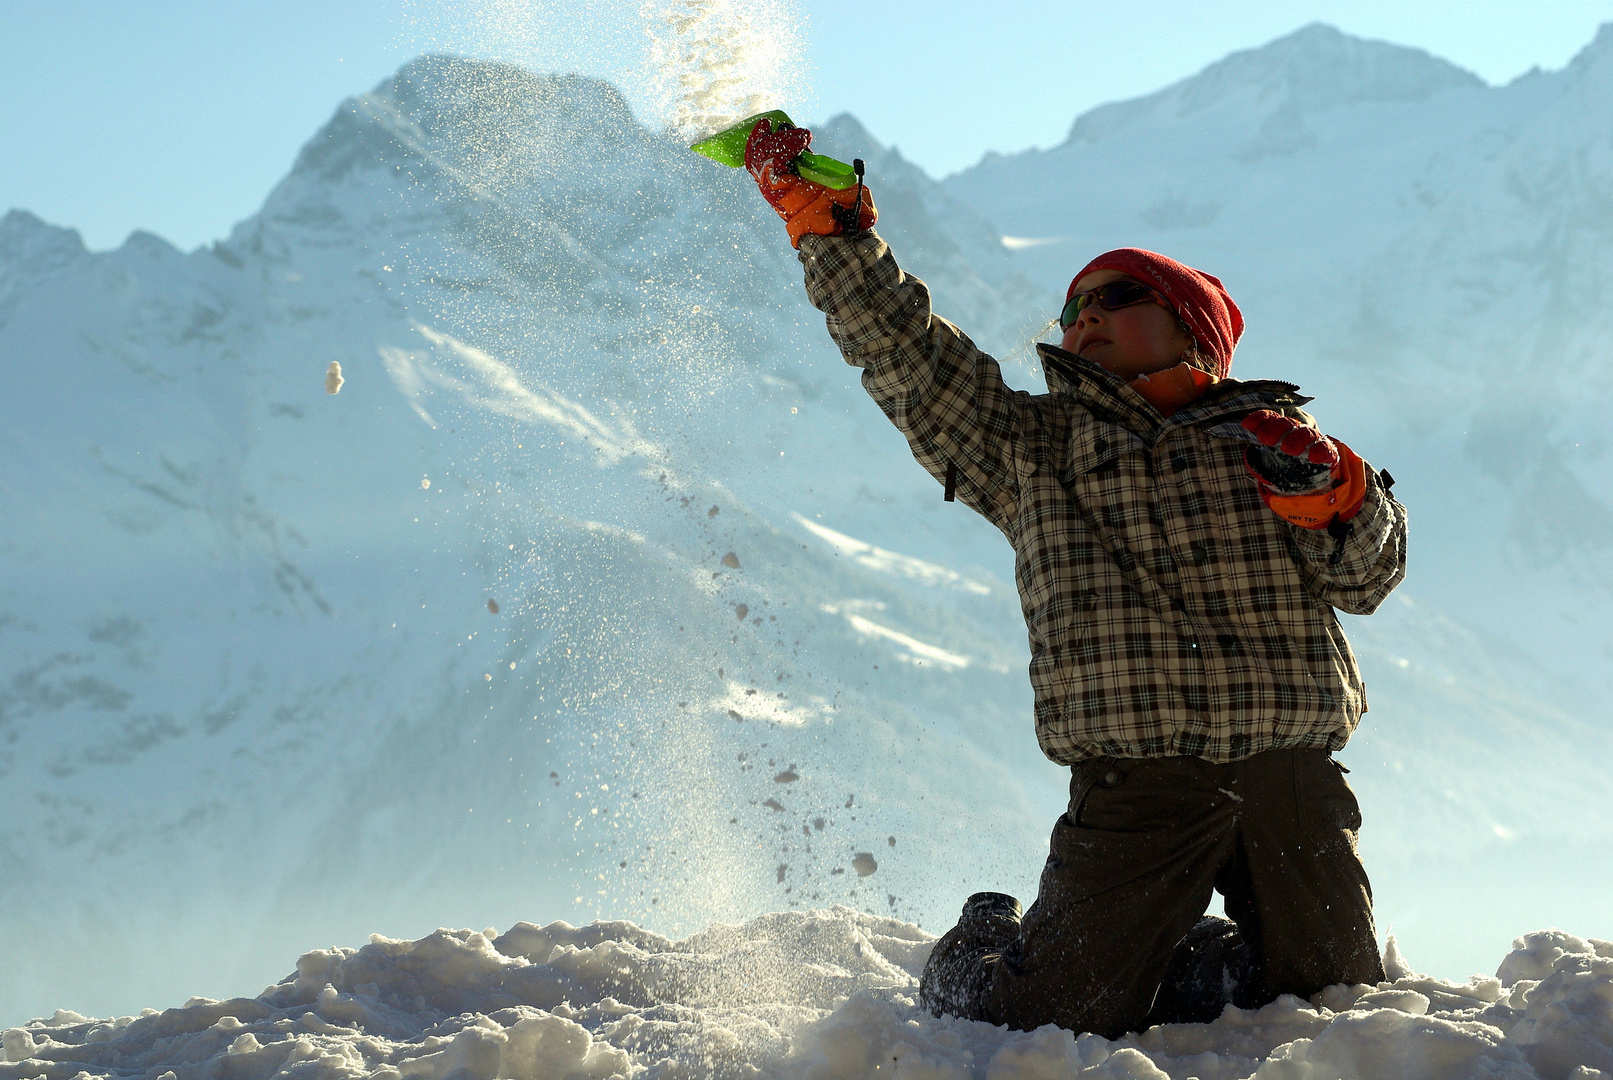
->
<box><xmin>3</xmin><ymin>0</ymin><xmax>1610</xmax><ymax>252</ymax></box>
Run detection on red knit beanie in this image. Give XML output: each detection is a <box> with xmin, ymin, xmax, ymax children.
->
<box><xmin>1068</xmin><ymin>248</ymin><xmax>1244</xmax><ymax>379</ymax></box>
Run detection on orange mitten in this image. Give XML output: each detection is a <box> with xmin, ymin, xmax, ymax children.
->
<box><xmin>1240</xmin><ymin>409</ymin><xmax>1367</xmax><ymax>529</ymax></box>
<box><xmin>744</xmin><ymin>118</ymin><xmax>876</xmax><ymax>248</ymax></box>
<box><xmin>1258</xmin><ymin>445</ymin><xmax>1368</xmax><ymax>529</ymax></box>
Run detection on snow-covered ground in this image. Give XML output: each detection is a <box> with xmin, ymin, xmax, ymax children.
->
<box><xmin>4</xmin><ymin>910</ymin><xmax>1611</xmax><ymax>1080</ymax></box>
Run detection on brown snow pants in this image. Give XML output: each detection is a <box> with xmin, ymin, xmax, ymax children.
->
<box><xmin>921</xmin><ymin>748</ymin><xmax>1384</xmax><ymax>1037</ymax></box>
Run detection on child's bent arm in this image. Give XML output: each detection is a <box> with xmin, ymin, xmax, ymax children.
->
<box><xmin>1289</xmin><ymin>468</ymin><xmax>1408</xmax><ymax>614</ymax></box>
<box><xmin>797</xmin><ymin>231</ymin><xmax>1026</xmax><ymax>535</ymax></box>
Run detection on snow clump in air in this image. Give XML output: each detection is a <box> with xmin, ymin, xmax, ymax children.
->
<box><xmin>3</xmin><ymin>911</ymin><xmax>1611</xmax><ymax>1079</ymax></box>
<box><xmin>640</xmin><ymin>0</ymin><xmax>810</xmax><ymax>139</ymax></box>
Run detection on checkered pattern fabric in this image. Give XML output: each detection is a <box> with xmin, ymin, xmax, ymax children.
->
<box><xmin>800</xmin><ymin>231</ymin><xmax>1408</xmax><ymax>764</ymax></box>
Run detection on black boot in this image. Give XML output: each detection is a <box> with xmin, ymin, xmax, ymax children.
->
<box><xmin>918</xmin><ymin>892</ymin><xmax>1022</xmax><ymax>1020</ymax></box>
<box><xmin>1144</xmin><ymin>915</ymin><xmax>1253</xmax><ymax>1027</ymax></box>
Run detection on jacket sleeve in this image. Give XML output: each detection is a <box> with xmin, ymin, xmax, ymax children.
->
<box><xmin>1289</xmin><ymin>466</ymin><xmax>1407</xmax><ymax>614</ymax></box>
<box><xmin>798</xmin><ymin>230</ymin><xmax>1025</xmax><ymax>536</ymax></box>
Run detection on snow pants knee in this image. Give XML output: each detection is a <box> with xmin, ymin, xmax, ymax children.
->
<box><xmin>923</xmin><ymin>748</ymin><xmax>1385</xmax><ymax>1037</ymax></box>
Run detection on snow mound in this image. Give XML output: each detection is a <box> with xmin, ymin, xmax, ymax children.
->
<box><xmin>4</xmin><ymin>913</ymin><xmax>1611</xmax><ymax>1080</ymax></box>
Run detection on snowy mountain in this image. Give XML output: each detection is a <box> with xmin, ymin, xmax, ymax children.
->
<box><xmin>3</xmin><ymin>26</ymin><xmax>1612</xmax><ymax>1029</ymax></box>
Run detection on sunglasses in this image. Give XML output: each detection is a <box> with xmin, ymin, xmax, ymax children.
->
<box><xmin>1059</xmin><ymin>280</ymin><xmax>1166</xmax><ymax>331</ymax></box>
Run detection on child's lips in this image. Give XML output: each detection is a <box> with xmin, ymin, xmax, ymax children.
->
<box><xmin>1078</xmin><ymin>335</ymin><xmax>1111</xmax><ymax>354</ymax></box>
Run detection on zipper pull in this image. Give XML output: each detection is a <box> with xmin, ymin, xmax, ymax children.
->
<box><xmin>1326</xmin><ymin>516</ymin><xmax>1353</xmax><ymax>567</ymax></box>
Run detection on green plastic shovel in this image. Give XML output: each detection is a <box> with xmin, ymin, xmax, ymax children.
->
<box><xmin>689</xmin><ymin>109</ymin><xmax>858</xmax><ymax>190</ymax></box>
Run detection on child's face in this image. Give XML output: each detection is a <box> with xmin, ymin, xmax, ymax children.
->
<box><xmin>1061</xmin><ymin>269</ymin><xmax>1196</xmax><ymax>381</ymax></box>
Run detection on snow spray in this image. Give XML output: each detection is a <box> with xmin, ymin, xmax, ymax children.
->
<box><xmin>362</xmin><ymin>0</ymin><xmax>911</xmax><ymax>940</ymax></box>
<box><xmin>401</xmin><ymin>0</ymin><xmax>814</xmax><ymax>136</ymax></box>
<box><xmin>640</xmin><ymin>0</ymin><xmax>812</xmax><ymax>140</ymax></box>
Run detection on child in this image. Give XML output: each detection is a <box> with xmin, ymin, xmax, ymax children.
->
<box><xmin>744</xmin><ymin>118</ymin><xmax>1407</xmax><ymax>1036</ymax></box>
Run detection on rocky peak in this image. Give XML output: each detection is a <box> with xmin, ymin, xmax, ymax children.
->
<box><xmin>0</xmin><ymin>210</ymin><xmax>91</xmax><ymax>324</ymax></box>
<box><xmin>814</xmin><ymin>113</ymin><xmax>885</xmax><ymax>158</ymax></box>
<box><xmin>1568</xmin><ymin>20</ymin><xmax>1613</xmax><ymax>68</ymax></box>
<box><xmin>1557</xmin><ymin>19</ymin><xmax>1613</xmax><ymax>98</ymax></box>
<box><xmin>385</xmin><ymin>55</ymin><xmax>641</xmax><ymax>146</ymax></box>
<box><xmin>287</xmin><ymin>56</ymin><xmax>646</xmax><ymax>189</ymax></box>
<box><xmin>0</xmin><ymin>209</ymin><xmax>88</xmax><ymax>271</ymax></box>
<box><xmin>1177</xmin><ymin>23</ymin><xmax>1484</xmax><ymax>113</ymax></box>
<box><xmin>1065</xmin><ymin>22</ymin><xmax>1483</xmax><ymax>145</ymax></box>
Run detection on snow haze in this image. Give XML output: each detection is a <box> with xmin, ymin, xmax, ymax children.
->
<box><xmin>3</xmin><ymin>14</ymin><xmax>1613</xmax><ymax>1077</ymax></box>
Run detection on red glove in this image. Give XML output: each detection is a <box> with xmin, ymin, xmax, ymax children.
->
<box><xmin>1239</xmin><ymin>410</ymin><xmax>1366</xmax><ymax>528</ymax></box>
<box><xmin>744</xmin><ymin>118</ymin><xmax>876</xmax><ymax>248</ymax></box>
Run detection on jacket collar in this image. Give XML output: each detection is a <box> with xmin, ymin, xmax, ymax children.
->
<box><xmin>1035</xmin><ymin>343</ymin><xmax>1311</xmax><ymax>437</ymax></box>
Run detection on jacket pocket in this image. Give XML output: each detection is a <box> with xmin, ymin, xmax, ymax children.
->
<box><xmin>1060</xmin><ymin>419</ymin><xmax>1133</xmax><ymax>482</ymax></box>
<box><xmin>1071</xmin><ymin>758</ymin><xmax>1188</xmax><ymax>834</ymax></box>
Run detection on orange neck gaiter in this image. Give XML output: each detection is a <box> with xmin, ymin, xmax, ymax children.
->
<box><xmin>1127</xmin><ymin>362</ymin><xmax>1219</xmax><ymax>417</ymax></box>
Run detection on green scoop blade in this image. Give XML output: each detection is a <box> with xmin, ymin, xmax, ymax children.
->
<box><xmin>690</xmin><ymin>110</ymin><xmax>792</xmax><ymax>167</ymax></box>
<box><xmin>689</xmin><ymin>110</ymin><xmax>859</xmax><ymax>190</ymax></box>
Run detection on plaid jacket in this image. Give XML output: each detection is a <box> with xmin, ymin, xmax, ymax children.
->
<box><xmin>799</xmin><ymin>231</ymin><xmax>1407</xmax><ymax>764</ymax></box>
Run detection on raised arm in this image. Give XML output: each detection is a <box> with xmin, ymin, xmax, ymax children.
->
<box><xmin>736</xmin><ymin>116</ymin><xmax>1033</xmax><ymax>535</ymax></box>
<box><xmin>798</xmin><ymin>231</ymin><xmax>1028</xmax><ymax>536</ymax></box>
